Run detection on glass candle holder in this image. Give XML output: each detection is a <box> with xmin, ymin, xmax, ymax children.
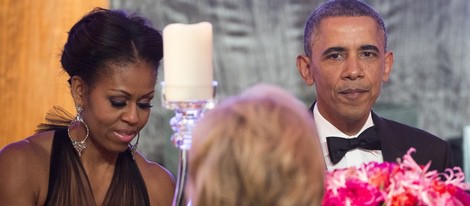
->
<box><xmin>161</xmin><ymin>81</ymin><xmax>218</xmax><ymax>206</ymax></box>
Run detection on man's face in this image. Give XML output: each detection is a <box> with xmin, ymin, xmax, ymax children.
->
<box><xmin>297</xmin><ymin>16</ymin><xmax>393</xmax><ymax>134</ymax></box>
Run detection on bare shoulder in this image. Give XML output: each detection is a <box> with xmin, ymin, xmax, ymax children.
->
<box><xmin>135</xmin><ymin>153</ymin><xmax>175</xmax><ymax>206</ymax></box>
<box><xmin>0</xmin><ymin>131</ymin><xmax>54</xmax><ymax>205</ymax></box>
<box><xmin>0</xmin><ymin>130</ymin><xmax>53</xmax><ymax>171</ymax></box>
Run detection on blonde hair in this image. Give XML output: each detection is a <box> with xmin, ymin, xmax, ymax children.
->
<box><xmin>188</xmin><ymin>84</ymin><xmax>325</xmax><ymax>206</ymax></box>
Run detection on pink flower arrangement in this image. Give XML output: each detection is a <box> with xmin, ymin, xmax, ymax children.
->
<box><xmin>323</xmin><ymin>148</ymin><xmax>470</xmax><ymax>206</ymax></box>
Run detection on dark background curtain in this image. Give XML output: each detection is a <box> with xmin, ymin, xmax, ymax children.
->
<box><xmin>110</xmin><ymin>0</ymin><xmax>470</xmax><ymax>176</ymax></box>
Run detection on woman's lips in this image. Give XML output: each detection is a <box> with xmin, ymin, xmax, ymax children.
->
<box><xmin>114</xmin><ymin>131</ymin><xmax>136</xmax><ymax>143</ymax></box>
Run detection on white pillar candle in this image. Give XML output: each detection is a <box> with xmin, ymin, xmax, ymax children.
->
<box><xmin>163</xmin><ymin>22</ymin><xmax>214</xmax><ymax>101</ymax></box>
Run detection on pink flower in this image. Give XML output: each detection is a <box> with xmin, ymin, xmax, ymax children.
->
<box><xmin>323</xmin><ymin>148</ymin><xmax>470</xmax><ymax>206</ymax></box>
<box><xmin>389</xmin><ymin>190</ymin><xmax>419</xmax><ymax>206</ymax></box>
<box><xmin>323</xmin><ymin>179</ymin><xmax>383</xmax><ymax>206</ymax></box>
<box><xmin>454</xmin><ymin>188</ymin><xmax>470</xmax><ymax>205</ymax></box>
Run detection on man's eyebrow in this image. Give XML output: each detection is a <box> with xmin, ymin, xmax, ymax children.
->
<box><xmin>359</xmin><ymin>45</ymin><xmax>380</xmax><ymax>52</ymax></box>
<box><xmin>322</xmin><ymin>47</ymin><xmax>346</xmax><ymax>56</ymax></box>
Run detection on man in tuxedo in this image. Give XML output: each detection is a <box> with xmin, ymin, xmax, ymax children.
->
<box><xmin>296</xmin><ymin>0</ymin><xmax>453</xmax><ymax>172</ymax></box>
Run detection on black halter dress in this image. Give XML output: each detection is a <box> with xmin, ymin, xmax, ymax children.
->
<box><xmin>44</xmin><ymin>127</ymin><xmax>150</xmax><ymax>206</ymax></box>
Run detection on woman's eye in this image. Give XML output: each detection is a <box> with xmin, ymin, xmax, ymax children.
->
<box><xmin>137</xmin><ymin>102</ymin><xmax>153</xmax><ymax>109</ymax></box>
<box><xmin>111</xmin><ymin>100</ymin><xmax>127</xmax><ymax>108</ymax></box>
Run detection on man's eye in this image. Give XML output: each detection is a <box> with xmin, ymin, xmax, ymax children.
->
<box><xmin>138</xmin><ymin>103</ymin><xmax>153</xmax><ymax>109</ymax></box>
<box><xmin>362</xmin><ymin>51</ymin><xmax>377</xmax><ymax>58</ymax></box>
<box><xmin>327</xmin><ymin>53</ymin><xmax>342</xmax><ymax>60</ymax></box>
<box><xmin>111</xmin><ymin>100</ymin><xmax>126</xmax><ymax>108</ymax></box>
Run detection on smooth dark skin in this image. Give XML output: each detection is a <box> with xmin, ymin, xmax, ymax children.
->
<box><xmin>297</xmin><ymin>16</ymin><xmax>394</xmax><ymax>135</ymax></box>
<box><xmin>0</xmin><ymin>61</ymin><xmax>175</xmax><ymax>205</ymax></box>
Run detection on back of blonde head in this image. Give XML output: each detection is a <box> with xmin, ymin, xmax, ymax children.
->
<box><xmin>188</xmin><ymin>84</ymin><xmax>325</xmax><ymax>206</ymax></box>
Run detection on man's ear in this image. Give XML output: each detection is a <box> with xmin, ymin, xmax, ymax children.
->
<box><xmin>296</xmin><ymin>54</ymin><xmax>315</xmax><ymax>86</ymax></box>
<box><xmin>70</xmin><ymin>76</ymin><xmax>85</xmax><ymax>107</ymax></box>
<box><xmin>382</xmin><ymin>51</ymin><xmax>394</xmax><ymax>82</ymax></box>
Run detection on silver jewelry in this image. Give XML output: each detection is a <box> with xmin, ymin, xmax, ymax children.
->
<box><xmin>129</xmin><ymin>133</ymin><xmax>140</xmax><ymax>160</ymax></box>
<box><xmin>67</xmin><ymin>105</ymin><xmax>89</xmax><ymax>156</ymax></box>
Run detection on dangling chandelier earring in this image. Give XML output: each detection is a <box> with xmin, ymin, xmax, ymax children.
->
<box><xmin>67</xmin><ymin>105</ymin><xmax>89</xmax><ymax>156</ymax></box>
<box><xmin>129</xmin><ymin>133</ymin><xmax>140</xmax><ymax>160</ymax></box>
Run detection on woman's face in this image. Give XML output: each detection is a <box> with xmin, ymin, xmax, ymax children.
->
<box><xmin>79</xmin><ymin>61</ymin><xmax>157</xmax><ymax>153</ymax></box>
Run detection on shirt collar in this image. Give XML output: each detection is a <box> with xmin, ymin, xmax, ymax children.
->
<box><xmin>313</xmin><ymin>104</ymin><xmax>374</xmax><ymax>158</ymax></box>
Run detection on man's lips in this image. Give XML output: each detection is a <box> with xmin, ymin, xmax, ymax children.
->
<box><xmin>338</xmin><ymin>88</ymin><xmax>368</xmax><ymax>99</ymax></box>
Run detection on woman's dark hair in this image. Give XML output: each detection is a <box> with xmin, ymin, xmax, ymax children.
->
<box><xmin>61</xmin><ymin>8</ymin><xmax>163</xmax><ymax>86</ymax></box>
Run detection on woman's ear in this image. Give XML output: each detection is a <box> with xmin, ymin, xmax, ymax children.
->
<box><xmin>70</xmin><ymin>76</ymin><xmax>85</xmax><ymax>106</ymax></box>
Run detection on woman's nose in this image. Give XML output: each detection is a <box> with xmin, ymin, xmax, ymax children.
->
<box><xmin>122</xmin><ymin>104</ymin><xmax>139</xmax><ymax>125</ymax></box>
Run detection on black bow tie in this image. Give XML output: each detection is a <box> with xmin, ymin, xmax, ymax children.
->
<box><xmin>326</xmin><ymin>126</ymin><xmax>381</xmax><ymax>164</ymax></box>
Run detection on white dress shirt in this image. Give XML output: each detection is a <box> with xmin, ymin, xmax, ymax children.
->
<box><xmin>313</xmin><ymin>104</ymin><xmax>383</xmax><ymax>171</ymax></box>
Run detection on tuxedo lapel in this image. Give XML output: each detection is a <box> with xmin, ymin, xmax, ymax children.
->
<box><xmin>308</xmin><ymin>102</ymin><xmax>315</xmax><ymax>114</ymax></box>
<box><xmin>372</xmin><ymin>112</ymin><xmax>410</xmax><ymax>162</ymax></box>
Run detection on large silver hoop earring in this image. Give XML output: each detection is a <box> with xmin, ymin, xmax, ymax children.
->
<box><xmin>129</xmin><ymin>133</ymin><xmax>140</xmax><ymax>160</ymax></box>
<box><xmin>67</xmin><ymin>105</ymin><xmax>89</xmax><ymax>156</ymax></box>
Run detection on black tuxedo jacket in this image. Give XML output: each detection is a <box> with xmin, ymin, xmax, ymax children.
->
<box><xmin>310</xmin><ymin>104</ymin><xmax>453</xmax><ymax>172</ymax></box>
<box><xmin>371</xmin><ymin>111</ymin><xmax>453</xmax><ymax>172</ymax></box>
